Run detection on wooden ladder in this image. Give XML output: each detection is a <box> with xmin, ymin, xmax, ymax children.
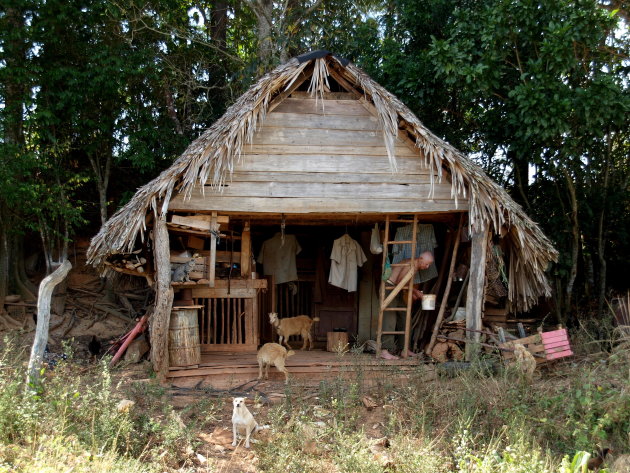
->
<box><xmin>375</xmin><ymin>214</ymin><xmax>418</xmax><ymax>358</ymax></box>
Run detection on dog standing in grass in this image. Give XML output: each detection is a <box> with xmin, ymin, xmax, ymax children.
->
<box><xmin>257</xmin><ymin>342</ymin><xmax>295</xmax><ymax>384</ymax></box>
<box><xmin>231</xmin><ymin>397</ymin><xmax>268</xmax><ymax>448</ymax></box>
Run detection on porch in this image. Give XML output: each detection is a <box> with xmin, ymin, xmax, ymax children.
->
<box><xmin>167</xmin><ymin>349</ymin><xmax>434</xmax><ymax>390</ymax></box>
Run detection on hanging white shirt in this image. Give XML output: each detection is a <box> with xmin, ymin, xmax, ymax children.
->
<box><xmin>328</xmin><ymin>234</ymin><xmax>367</xmax><ymax>292</ymax></box>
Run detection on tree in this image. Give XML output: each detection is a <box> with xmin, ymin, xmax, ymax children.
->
<box><xmin>429</xmin><ymin>0</ymin><xmax>629</xmax><ymax>319</ymax></box>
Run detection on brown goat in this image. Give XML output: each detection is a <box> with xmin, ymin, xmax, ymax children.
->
<box><xmin>268</xmin><ymin>312</ymin><xmax>320</xmax><ymax>350</ymax></box>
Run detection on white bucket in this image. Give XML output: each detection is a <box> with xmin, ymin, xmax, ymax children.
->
<box><xmin>422</xmin><ymin>294</ymin><xmax>437</xmax><ymax>310</ymax></box>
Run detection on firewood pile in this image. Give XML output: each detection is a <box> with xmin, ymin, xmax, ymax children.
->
<box><xmin>431</xmin><ymin>320</ymin><xmax>466</xmax><ymax>362</ymax></box>
<box><xmin>104</xmin><ymin>250</ymin><xmax>148</xmax><ymax>275</ymax></box>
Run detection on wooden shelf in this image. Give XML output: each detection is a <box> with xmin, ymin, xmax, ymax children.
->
<box><xmin>107</xmin><ymin>264</ymin><xmax>153</xmax><ymax>278</ymax></box>
<box><xmin>171</xmin><ymin>278</ymin><xmax>267</xmax><ymax>289</ymax></box>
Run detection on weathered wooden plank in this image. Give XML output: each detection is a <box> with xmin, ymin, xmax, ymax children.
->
<box><xmin>251</xmin><ymin>127</ymin><xmax>398</xmax><ymax>147</ymax></box>
<box><xmin>264</xmin><ymin>112</ymin><xmax>379</xmax><ymax>131</ymax></box>
<box><xmin>272</xmin><ymin>98</ymin><xmax>371</xmax><ymax>116</ymax></box>
<box><xmin>178</xmin><ymin>181</ymin><xmax>456</xmax><ymax>200</ymax></box>
<box><xmin>189</xmin><ymin>288</ymin><xmax>257</xmax><ymax>298</ymax></box>
<box><xmin>236</xmin><ymin>155</ymin><xmax>427</xmax><ymax>174</ymax></box>
<box><xmin>229</xmin><ymin>170</ymin><xmax>433</xmax><ymax>184</ymax></box>
<box><xmin>169</xmin><ymin>196</ymin><xmax>469</xmax><ymax>213</ymax></box>
<box><xmin>241</xmin><ymin>144</ymin><xmax>419</xmax><ymax>157</ymax></box>
<box><xmin>189</xmin><ymin>278</ymin><xmax>266</xmax><ymax>290</ymax></box>
<box><xmin>290</xmin><ymin>91</ymin><xmax>357</xmax><ymax>100</ymax></box>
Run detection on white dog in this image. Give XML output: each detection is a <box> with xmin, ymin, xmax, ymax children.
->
<box><xmin>231</xmin><ymin>397</ymin><xmax>268</xmax><ymax>448</ymax></box>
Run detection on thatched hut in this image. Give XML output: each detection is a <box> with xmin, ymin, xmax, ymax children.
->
<box><xmin>88</xmin><ymin>51</ymin><xmax>557</xmax><ymax>380</ymax></box>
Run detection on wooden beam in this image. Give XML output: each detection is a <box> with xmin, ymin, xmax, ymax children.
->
<box><xmin>240</xmin><ymin>221</ymin><xmax>251</xmax><ymax>277</ymax></box>
<box><xmin>189</xmin><ymin>288</ymin><xmax>258</xmax><ymax>298</ymax></box>
<box><xmin>150</xmin><ymin>215</ymin><xmax>174</xmax><ymax>379</ymax></box>
<box><xmin>169</xmin><ymin>196</ymin><xmax>468</xmax><ymax>214</ymax></box>
<box><xmin>209</xmin><ymin>212</ymin><xmax>217</xmax><ymax>288</ymax></box>
<box><xmin>465</xmin><ymin>222</ymin><xmax>489</xmax><ymax>360</ymax></box>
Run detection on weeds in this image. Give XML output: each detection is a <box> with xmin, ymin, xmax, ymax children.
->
<box><xmin>1</xmin><ymin>328</ymin><xmax>628</xmax><ymax>473</ymax></box>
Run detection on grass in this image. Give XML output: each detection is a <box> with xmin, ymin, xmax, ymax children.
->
<box><xmin>0</xmin><ymin>330</ymin><xmax>628</xmax><ymax>472</ymax></box>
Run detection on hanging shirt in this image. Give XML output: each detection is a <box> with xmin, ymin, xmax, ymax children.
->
<box><xmin>329</xmin><ymin>234</ymin><xmax>367</xmax><ymax>292</ymax></box>
<box><xmin>257</xmin><ymin>233</ymin><xmax>301</xmax><ymax>284</ymax></box>
<box><xmin>391</xmin><ymin>224</ymin><xmax>438</xmax><ymax>284</ymax></box>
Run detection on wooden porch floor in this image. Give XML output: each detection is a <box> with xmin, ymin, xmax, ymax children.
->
<box><xmin>168</xmin><ymin>349</ymin><xmax>435</xmax><ymax>389</ymax></box>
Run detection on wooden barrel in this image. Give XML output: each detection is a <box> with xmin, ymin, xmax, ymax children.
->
<box><xmin>169</xmin><ymin>309</ymin><xmax>201</xmax><ymax>366</ymax></box>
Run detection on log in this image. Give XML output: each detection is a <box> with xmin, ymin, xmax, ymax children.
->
<box><xmin>149</xmin><ymin>216</ymin><xmax>174</xmax><ymax>380</ymax></box>
<box><xmin>425</xmin><ymin>216</ymin><xmax>463</xmax><ymax>355</ymax></box>
<box><xmin>465</xmin><ymin>223</ymin><xmax>489</xmax><ymax>360</ymax></box>
<box><xmin>27</xmin><ymin>260</ymin><xmax>72</xmax><ymax>387</ymax></box>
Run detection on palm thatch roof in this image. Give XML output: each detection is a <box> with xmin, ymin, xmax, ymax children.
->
<box><xmin>87</xmin><ymin>51</ymin><xmax>557</xmax><ymax>312</ymax></box>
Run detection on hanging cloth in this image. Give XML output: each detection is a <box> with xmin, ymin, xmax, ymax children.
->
<box><xmin>328</xmin><ymin>234</ymin><xmax>367</xmax><ymax>292</ymax></box>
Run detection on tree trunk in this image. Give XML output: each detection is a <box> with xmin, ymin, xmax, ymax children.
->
<box><xmin>17</xmin><ymin>241</ymin><xmax>38</xmax><ymax>296</ymax></box>
<box><xmin>465</xmin><ymin>221</ymin><xmax>489</xmax><ymax>360</ymax></box>
<box><xmin>254</xmin><ymin>0</ymin><xmax>274</xmax><ymax>69</ymax></box>
<box><xmin>27</xmin><ymin>260</ymin><xmax>72</xmax><ymax>388</ymax></box>
<box><xmin>597</xmin><ymin>133</ymin><xmax>612</xmax><ymax>317</ymax></box>
<box><xmin>2</xmin><ymin>7</ymin><xmax>27</xmax><ymax>307</ymax></box>
<box><xmin>508</xmin><ymin>149</ymin><xmax>531</xmax><ymax>211</ymax></box>
<box><xmin>149</xmin><ymin>216</ymin><xmax>174</xmax><ymax>380</ymax></box>
<box><xmin>11</xmin><ymin>238</ymin><xmax>36</xmax><ymax>301</ymax></box>
<box><xmin>211</xmin><ymin>0</ymin><xmax>229</xmax><ymax>49</ymax></box>
<box><xmin>89</xmin><ymin>153</ymin><xmax>111</xmax><ymax>226</ymax></box>
<box><xmin>0</xmin><ymin>210</ymin><xmax>9</xmax><ymax>309</ymax></box>
<box><xmin>563</xmin><ymin>169</ymin><xmax>579</xmax><ymax>320</ymax></box>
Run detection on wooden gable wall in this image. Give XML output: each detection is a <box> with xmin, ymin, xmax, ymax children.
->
<box><xmin>169</xmin><ymin>93</ymin><xmax>468</xmax><ymax>214</ymax></box>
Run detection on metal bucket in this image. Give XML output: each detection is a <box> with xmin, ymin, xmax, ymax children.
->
<box><xmin>422</xmin><ymin>294</ymin><xmax>437</xmax><ymax>310</ymax></box>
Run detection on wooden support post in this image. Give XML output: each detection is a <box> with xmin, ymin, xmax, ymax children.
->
<box><xmin>241</xmin><ymin>221</ymin><xmax>251</xmax><ymax>277</ymax></box>
<box><xmin>150</xmin><ymin>215</ymin><xmax>174</xmax><ymax>380</ymax></box>
<box><xmin>465</xmin><ymin>221</ymin><xmax>489</xmax><ymax>360</ymax></box>
<box><xmin>209</xmin><ymin>211</ymin><xmax>217</xmax><ymax>288</ymax></box>
<box><xmin>27</xmin><ymin>260</ymin><xmax>72</xmax><ymax>388</ymax></box>
<box><xmin>425</xmin><ymin>216</ymin><xmax>463</xmax><ymax>356</ymax></box>
<box><xmin>375</xmin><ymin>215</ymin><xmax>390</xmax><ymax>356</ymax></box>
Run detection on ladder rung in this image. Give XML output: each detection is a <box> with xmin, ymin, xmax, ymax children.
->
<box><xmin>383</xmin><ymin>308</ymin><xmax>407</xmax><ymax>311</ymax></box>
<box><xmin>386</xmin><ymin>240</ymin><xmax>414</xmax><ymax>244</ymax></box>
<box><xmin>389</xmin><ymin>219</ymin><xmax>416</xmax><ymax>223</ymax></box>
<box><xmin>381</xmin><ymin>331</ymin><xmax>405</xmax><ymax>335</ymax></box>
<box><xmin>390</xmin><ymin>263</ymin><xmax>412</xmax><ymax>267</ymax></box>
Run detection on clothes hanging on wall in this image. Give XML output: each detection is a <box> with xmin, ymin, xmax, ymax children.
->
<box><xmin>391</xmin><ymin>224</ymin><xmax>438</xmax><ymax>283</ymax></box>
<box><xmin>328</xmin><ymin>233</ymin><xmax>367</xmax><ymax>292</ymax></box>
<box><xmin>257</xmin><ymin>233</ymin><xmax>301</xmax><ymax>284</ymax></box>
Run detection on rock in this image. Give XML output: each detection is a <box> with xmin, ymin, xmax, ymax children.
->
<box><xmin>124</xmin><ymin>338</ymin><xmax>149</xmax><ymax>363</ymax></box>
<box><xmin>116</xmin><ymin>399</ymin><xmax>135</xmax><ymax>413</ymax></box>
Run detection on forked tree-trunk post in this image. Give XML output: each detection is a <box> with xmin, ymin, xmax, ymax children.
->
<box><xmin>150</xmin><ymin>215</ymin><xmax>174</xmax><ymax>380</ymax></box>
<box><xmin>26</xmin><ymin>260</ymin><xmax>72</xmax><ymax>388</ymax></box>
<box><xmin>465</xmin><ymin>222</ymin><xmax>489</xmax><ymax>360</ymax></box>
